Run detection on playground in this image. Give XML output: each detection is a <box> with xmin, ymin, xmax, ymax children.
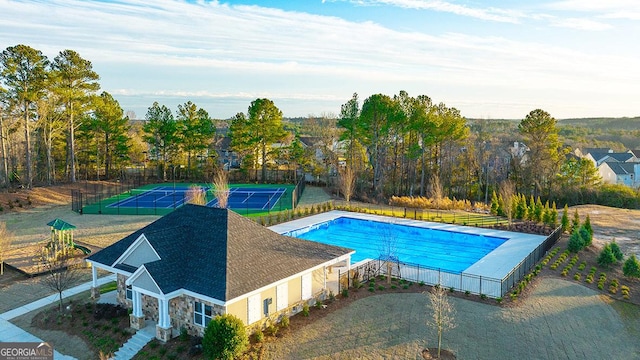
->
<box><xmin>6</xmin><ymin>218</ymin><xmax>98</xmax><ymax>276</ymax></box>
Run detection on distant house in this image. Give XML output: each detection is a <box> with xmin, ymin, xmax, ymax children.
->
<box><xmin>598</xmin><ymin>162</ymin><xmax>640</xmax><ymax>187</ymax></box>
<box><xmin>212</xmin><ymin>136</ymin><xmax>240</xmax><ymax>170</ymax></box>
<box><xmin>86</xmin><ymin>205</ymin><xmax>353</xmax><ymax>341</ymax></box>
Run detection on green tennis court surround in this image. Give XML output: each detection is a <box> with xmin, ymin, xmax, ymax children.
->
<box><xmin>79</xmin><ymin>183</ymin><xmax>297</xmax><ymax>216</ymax></box>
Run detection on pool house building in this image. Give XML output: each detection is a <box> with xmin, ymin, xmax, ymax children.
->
<box><xmin>86</xmin><ymin>205</ymin><xmax>353</xmax><ymax>341</ymax></box>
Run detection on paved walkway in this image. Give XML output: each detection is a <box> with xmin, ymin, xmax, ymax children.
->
<box><xmin>0</xmin><ymin>275</ymin><xmax>116</xmax><ymax>360</ymax></box>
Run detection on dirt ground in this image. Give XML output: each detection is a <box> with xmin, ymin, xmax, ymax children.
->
<box><xmin>260</xmin><ymin>277</ymin><xmax>640</xmax><ymax>359</ymax></box>
<box><xmin>571</xmin><ymin>204</ymin><xmax>640</xmax><ymax>257</ymax></box>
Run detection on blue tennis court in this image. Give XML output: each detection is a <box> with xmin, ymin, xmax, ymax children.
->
<box><xmin>108</xmin><ymin>186</ymin><xmax>286</xmax><ymax>211</ymax></box>
<box><xmin>207</xmin><ymin>187</ymin><xmax>286</xmax><ymax>210</ymax></box>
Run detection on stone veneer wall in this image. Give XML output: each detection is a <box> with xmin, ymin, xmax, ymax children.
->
<box><xmin>116</xmin><ymin>274</ymin><xmax>131</xmax><ymax>307</ymax></box>
<box><xmin>170</xmin><ymin>295</ymin><xmax>225</xmax><ymax>337</ymax></box>
<box><xmin>142</xmin><ymin>295</ymin><xmax>159</xmax><ymax>322</ymax></box>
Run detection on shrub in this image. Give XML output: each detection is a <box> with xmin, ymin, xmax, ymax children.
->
<box><xmin>561</xmin><ymin>205</ymin><xmax>569</xmax><ymax>232</ymax></box>
<box><xmin>203</xmin><ymin>314</ymin><xmax>248</xmax><ymax>360</ymax></box>
<box><xmin>265</xmin><ymin>323</ymin><xmax>278</xmax><ymax>337</ymax></box>
<box><xmin>179</xmin><ymin>327</ymin><xmax>189</xmax><ymax>341</ymax></box>
<box><xmin>573</xmin><ymin>273</ymin><xmax>581</xmax><ymax>281</ymax></box>
<box><xmin>302</xmin><ymin>303</ymin><xmax>310</xmax><ymax>316</ymax></box>
<box><xmin>623</xmin><ymin>254</ymin><xmax>640</xmax><ymax>278</ymax></box>
<box><xmin>579</xmin><ymin>226</ymin><xmax>592</xmax><ymax>247</ymax></box>
<box><xmin>253</xmin><ymin>329</ymin><xmax>264</xmax><ymax>343</ymax></box>
<box><xmin>610</xmin><ymin>240</ymin><xmax>624</xmax><ymax>261</ymax></box>
<box><xmin>597</xmin><ymin>244</ymin><xmax>616</xmax><ymax>268</ymax></box>
<box><xmin>341</xmin><ymin>288</ymin><xmax>349</xmax><ymax>298</ymax></box>
<box><xmin>280</xmin><ymin>315</ymin><xmax>289</xmax><ymax>329</ymax></box>
<box><xmin>567</xmin><ymin>231</ymin><xmax>584</xmax><ymax>253</ymax></box>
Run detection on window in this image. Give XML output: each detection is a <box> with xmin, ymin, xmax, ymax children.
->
<box><xmin>126</xmin><ymin>285</ymin><xmax>132</xmax><ymax>300</ymax></box>
<box><xmin>263</xmin><ymin>298</ymin><xmax>272</xmax><ymax>317</ymax></box>
<box><xmin>194</xmin><ymin>301</ymin><xmax>213</xmax><ymax>327</ymax></box>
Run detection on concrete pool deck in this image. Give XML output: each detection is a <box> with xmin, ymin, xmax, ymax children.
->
<box><xmin>270</xmin><ymin>210</ymin><xmax>547</xmax><ymax>286</ymax></box>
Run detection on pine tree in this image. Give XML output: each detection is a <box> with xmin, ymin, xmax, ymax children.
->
<box><xmin>623</xmin><ymin>254</ymin><xmax>640</xmax><ymax>278</ymax></box>
<box><xmin>527</xmin><ymin>195</ymin><xmax>536</xmax><ymax>221</ymax></box>
<box><xmin>490</xmin><ymin>191</ymin><xmax>499</xmax><ymax>215</ymax></box>
<box><xmin>584</xmin><ymin>214</ymin><xmax>593</xmax><ymax>237</ymax></box>
<box><xmin>568</xmin><ymin>231</ymin><xmax>584</xmax><ymax>253</ymax></box>
<box><xmin>610</xmin><ymin>240</ymin><xmax>624</xmax><ymax>262</ymax></box>
<box><xmin>542</xmin><ymin>201</ymin><xmax>551</xmax><ymax>226</ymax></box>
<box><xmin>534</xmin><ymin>197</ymin><xmax>544</xmax><ymax>223</ymax></box>
<box><xmin>497</xmin><ymin>194</ymin><xmax>505</xmax><ymax>217</ymax></box>
<box><xmin>579</xmin><ymin>226</ymin><xmax>592</xmax><ymax>247</ymax></box>
<box><xmin>571</xmin><ymin>209</ymin><xmax>580</xmax><ymax>233</ymax></box>
<box><xmin>550</xmin><ymin>202</ymin><xmax>558</xmax><ymax>228</ymax></box>
<box><xmin>561</xmin><ymin>204</ymin><xmax>570</xmax><ymax>233</ymax></box>
<box><xmin>597</xmin><ymin>244</ymin><xmax>616</xmax><ymax>268</ymax></box>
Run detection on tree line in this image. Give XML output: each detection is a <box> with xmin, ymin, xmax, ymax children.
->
<box><xmin>1</xmin><ymin>44</ymin><xmax>622</xmax><ymax>210</ymax></box>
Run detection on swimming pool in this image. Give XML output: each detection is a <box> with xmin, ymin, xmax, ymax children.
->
<box><xmin>284</xmin><ymin>217</ymin><xmax>507</xmax><ymax>273</ymax></box>
<box><xmin>271</xmin><ymin>211</ymin><xmax>550</xmax><ymax>297</ymax></box>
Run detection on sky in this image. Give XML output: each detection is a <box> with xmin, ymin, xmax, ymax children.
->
<box><xmin>1</xmin><ymin>0</ymin><xmax>639</xmax><ymax>120</ymax></box>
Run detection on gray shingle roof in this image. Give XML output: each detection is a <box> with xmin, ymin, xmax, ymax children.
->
<box><xmin>88</xmin><ymin>205</ymin><xmax>352</xmax><ymax>301</ymax></box>
<box><xmin>604</xmin><ymin>162</ymin><xmax>636</xmax><ymax>175</ymax></box>
<box><xmin>603</xmin><ymin>153</ymin><xmax>634</xmax><ymax>162</ymax></box>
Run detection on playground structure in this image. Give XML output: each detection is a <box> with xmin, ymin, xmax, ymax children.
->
<box><xmin>44</xmin><ymin>219</ymin><xmax>91</xmax><ymax>260</ymax></box>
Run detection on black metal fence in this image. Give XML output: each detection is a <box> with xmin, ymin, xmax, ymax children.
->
<box><xmin>292</xmin><ymin>176</ymin><xmax>306</xmax><ymax>209</ymax></box>
<box><xmin>338</xmin><ymin>225</ymin><xmax>563</xmax><ymax>298</ymax></box>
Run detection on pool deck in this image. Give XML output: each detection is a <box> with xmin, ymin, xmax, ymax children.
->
<box><xmin>270</xmin><ymin>211</ymin><xmax>547</xmax><ymax>281</ymax></box>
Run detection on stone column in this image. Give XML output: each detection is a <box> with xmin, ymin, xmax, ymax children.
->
<box><xmin>156</xmin><ymin>298</ymin><xmax>172</xmax><ymax>342</ymax></box>
<box><xmin>130</xmin><ymin>290</ymin><xmax>145</xmax><ymax>330</ymax></box>
<box><xmin>90</xmin><ymin>265</ymin><xmax>100</xmax><ymax>300</ymax></box>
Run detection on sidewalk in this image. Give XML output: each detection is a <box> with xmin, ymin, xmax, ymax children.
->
<box><xmin>0</xmin><ymin>275</ymin><xmax>116</xmax><ymax>360</ymax></box>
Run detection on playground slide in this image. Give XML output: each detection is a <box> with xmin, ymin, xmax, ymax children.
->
<box><xmin>73</xmin><ymin>244</ymin><xmax>92</xmax><ymax>255</ymax></box>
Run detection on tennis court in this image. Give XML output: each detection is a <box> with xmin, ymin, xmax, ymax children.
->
<box><xmin>78</xmin><ymin>183</ymin><xmax>298</xmax><ymax>215</ymax></box>
<box><xmin>107</xmin><ymin>186</ymin><xmax>287</xmax><ymax>211</ymax></box>
<box><xmin>206</xmin><ymin>187</ymin><xmax>286</xmax><ymax>210</ymax></box>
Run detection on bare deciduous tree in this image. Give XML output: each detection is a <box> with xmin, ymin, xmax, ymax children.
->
<box><xmin>430</xmin><ymin>173</ymin><xmax>443</xmax><ymax>210</ymax></box>
<box><xmin>186</xmin><ymin>185</ymin><xmax>207</xmax><ymax>205</ymax></box>
<box><xmin>38</xmin><ymin>247</ymin><xmax>81</xmax><ymax>311</ymax></box>
<box><xmin>213</xmin><ymin>169</ymin><xmax>229</xmax><ymax>208</ymax></box>
<box><xmin>0</xmin><ymin>222</ymin><xmax>13</xmax><ymax>275</ymax></box>
<box><xmin>426</xmin><ymin>285</ymin><xmax>456</xmax><ymax>359</ymax></box>
<box><xmin>339</xmin><ymin>165</ymin><xmax>356</xmax><ymax>203</ymax></box>
<box><xmin>378</xmin><ymin>222</ymin><xmax>398</xmax><ymax>284</ymax></box>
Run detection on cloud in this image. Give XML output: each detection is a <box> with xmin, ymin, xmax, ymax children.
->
<box><xmin>1</xmin><ymin>0</ymin><xmax>638</xmax><ymax>119</ymax></box>
<box><xmin>332</xmin><ymin>0</ymin><xmax>524</xmax><ymax>23</ymax></box>
<box><xmin>550</xmin><ymin>17</ymin><xmax>613</xmax><ymax>31</ymax></box>
<box><xmin>545</xmin><ymin>0</ymin><xmax>640</xmax><ymax>12</ymax></box>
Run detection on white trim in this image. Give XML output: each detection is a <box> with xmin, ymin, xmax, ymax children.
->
<box><xmin>111</xmin><ymin>234</ymin><xmax>161</xmax><ymax>268</ymax></box>
<box><xmin>166</xmin><ymin>289</ymin><xmax>226</xmax><ymax>307</ymax></box>
<box><xmin>127</xmin><ymin>265</ymin><xmax>165</xmax><ymax>297</ymax></box>
<box><xmin>224</xmin><ymin>254</ymin><xmax>351</xmax><ymax>307</ymax></box>
<box><xmin>85</xmin><ymin>260</ymin><xmax>134</xmax><ymax>277</ymax></box>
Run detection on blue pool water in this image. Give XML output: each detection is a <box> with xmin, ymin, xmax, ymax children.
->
<box><xmin>287</xmin><ymin>217</ymin><xmax>507</xmax><ymax>273</ymax></box>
